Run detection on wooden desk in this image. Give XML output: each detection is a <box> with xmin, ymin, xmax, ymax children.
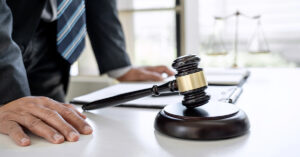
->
<box><xmin>1</xmin><ymin>68</ymin><xmax>300</xmax><ymax>157</ymax></box>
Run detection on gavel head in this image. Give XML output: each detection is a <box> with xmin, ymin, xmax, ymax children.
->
<box><xmin>172</xmin><ymin>55</ymin><xmax>210</xmax><ymax>108</ymax></box>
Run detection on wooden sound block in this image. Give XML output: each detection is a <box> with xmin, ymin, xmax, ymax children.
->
<box><xmin>154</xmin><ymin>101</ymin><xmax>250</xmax><ymax>140</ymax></box>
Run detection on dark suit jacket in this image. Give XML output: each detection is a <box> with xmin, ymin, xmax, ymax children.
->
<box><xmin>0</xmin><ymin>0</ymin><xmax>131</xmax><ymax>104</ymax></box>
<box><xmin>0</xmin><ymin>0</ymin><xmax>31</xmax><ymax>104</ymax></box>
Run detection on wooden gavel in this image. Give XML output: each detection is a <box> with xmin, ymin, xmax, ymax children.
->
<box><xmin>82</xmin><ymin>55</ymin><xmax>210</xmax><ymax>110</ymax></box>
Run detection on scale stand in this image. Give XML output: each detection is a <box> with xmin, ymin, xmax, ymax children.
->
<box><xmin>206</xmin><ymin>11</ymin><xmax>270</xmax><ymax>67</ymax></box>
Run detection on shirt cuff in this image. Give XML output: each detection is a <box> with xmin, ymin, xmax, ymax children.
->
<box><xmin>106</xmin><ymin>66</ymin><xmax>132</xmax><ymax>78</ymax></box>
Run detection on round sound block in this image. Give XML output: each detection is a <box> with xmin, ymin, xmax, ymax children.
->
<box><xmin>154</xmin><ymin>101</ymin><xmax>250</xmax><ymax>140</ymax></box>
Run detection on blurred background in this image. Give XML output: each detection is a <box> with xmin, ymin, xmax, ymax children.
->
<box><xmin>66</xmin><ymin>0</ymin><xmax>300</xmax><ymax>101</ymax></box>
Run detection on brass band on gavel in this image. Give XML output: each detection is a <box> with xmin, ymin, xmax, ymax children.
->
<box><xmin>176</xmin><ymin>71</ymin><xmax>207</xmax><ymax>93</ymax></box>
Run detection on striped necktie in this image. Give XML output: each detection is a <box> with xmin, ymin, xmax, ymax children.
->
<box><xmin>57</xmin><ymin>0</ymin><xmax>86</xmax><ymax>64</ymax></box>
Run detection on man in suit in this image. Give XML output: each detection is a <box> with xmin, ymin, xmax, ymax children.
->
<box><xmin>0</xmin><ymin>0</ymin><xmax>174</xmax><ymax>146</ymax></box>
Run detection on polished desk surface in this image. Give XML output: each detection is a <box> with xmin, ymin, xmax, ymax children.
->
<box><xmin>1</xmin><ymin>68</ymin><xmax>300</xmax><ymax>157</ymax></box>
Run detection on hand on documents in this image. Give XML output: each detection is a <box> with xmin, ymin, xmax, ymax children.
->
<box><xmin>117</xmin><ymin>66</ymin><xmax>175</xmax><ymax>82</ymax></box>
<box><xmin>0</xmin><ymin>96</ymin><xmax>93</xmax><ymax>146</ymax></box>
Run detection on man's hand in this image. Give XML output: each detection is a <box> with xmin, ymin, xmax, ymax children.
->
<box><xmin>117</xmin><ymin>66</ymin><xmax>175</xmax><ymax>82</ymax></box>
<box><xmin>0</xmin><ymin>96</ymin><xmax>93</xmax><ymax>146</ymax></box>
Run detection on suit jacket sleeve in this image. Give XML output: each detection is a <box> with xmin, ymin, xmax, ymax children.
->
<box><xmin>85</xmin><ymin>0</ymin><xmax>131</xmax><ymax>74</ymax></box>
<box><xmin>0</xmin><ymin>0</ymin><xmax>30</xmax><ymax>105</ymax></box>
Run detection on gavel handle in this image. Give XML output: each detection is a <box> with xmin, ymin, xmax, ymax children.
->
<box><xmin>82</xmin><ymin>80</ymin><xmax>177</xmax><ymax>110</ymax></box>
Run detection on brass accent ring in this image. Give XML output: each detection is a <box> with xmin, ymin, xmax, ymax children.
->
<box><xmin>176</xmin><ymin>71</ymin><xmax>207</xmax><ymax>92</ymax></box>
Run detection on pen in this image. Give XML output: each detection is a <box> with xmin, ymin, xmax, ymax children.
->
<box><xmin>228</xmin><ymin>87</ymin><xmax>243</xmax><ymax>104</ymax></box>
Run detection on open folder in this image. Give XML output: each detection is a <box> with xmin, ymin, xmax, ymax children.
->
<box><xmin>71</xmin><ymin>83</ymin><xmax>243</xmax><ymax>109</ymax></box>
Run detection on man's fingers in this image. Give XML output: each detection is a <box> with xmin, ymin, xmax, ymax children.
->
<box><xmin>140</xmin><ymin>71</ymin><xmax>164</xmax><ymax>81</ymax></box>
<box><xmin>63</xmin><ymin>103</ymin><xmax>86</xmax><ymax>119</ymax></box>
<box><xmin>145</xmin><ymin>66</ymin><xmax>175</xmax><ymax>76</ymax></box>
<box><xmin>24</xmin><ymin>105</ymin><xmax>80</xmax><ymax>142</ymax></box>
<box><xmin>35</xmin><ymin>97</ymin><xmax>92</xmax><ymax>134</ymax></box>
<box><xmin>117</xmin><ymin>66</ymin><xmax>174</xmax><ymax>82</ymax></box>
<box><xmin>16</xmin><ymin>113</ymin><xmax>65</xmax><ymax>144</ymax></box>
<box><xmin>57</xmin><ymin>106</ymin><xmax>93</xmax><ymax>135</ymax></box>
<box><xmin>5</xmin><ymin>121</ymin><xmax>31</xmax><ymax>146</ymax></box>
<box><xmin>36</xmin><ymin>100</ymin><xmax>93</xmax><ymax>135</ymax></box>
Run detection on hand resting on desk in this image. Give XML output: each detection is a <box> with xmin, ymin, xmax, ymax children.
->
<box><xmin>117</xmin><ymin>66</ymin><xmax>175</xmax><ymax>82</ymax></box>
<box><xmin>0</xmin><ymin>96</ymin><xmax>93</xmax><ymax>146</ymax></box>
